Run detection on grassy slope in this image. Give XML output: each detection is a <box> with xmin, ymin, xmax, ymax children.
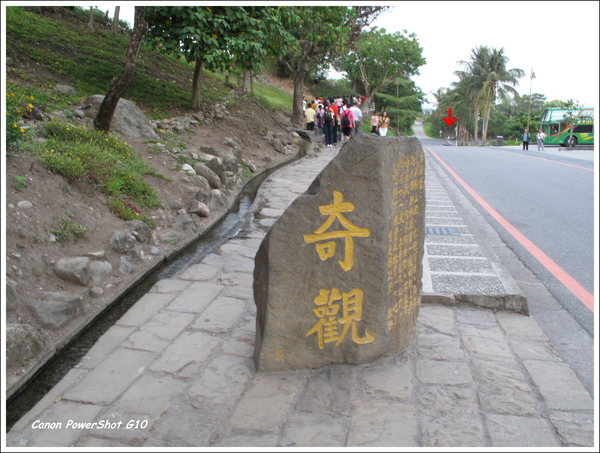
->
<box><xmin>5</xmin><ymin>6</ymin><xmax>291</xmax><ymax>120</ymax></box>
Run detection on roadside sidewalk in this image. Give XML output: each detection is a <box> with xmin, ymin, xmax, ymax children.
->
<box><xmin>5</xmin><ymin>137</ymin><xmax>595</xmax><ymax>448</ymax></box>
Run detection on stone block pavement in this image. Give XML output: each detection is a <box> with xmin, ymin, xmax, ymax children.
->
<box><xmin>4</xmin><ymin>138</ymin><xmax>595</xmax><ymax>448</ymax></box>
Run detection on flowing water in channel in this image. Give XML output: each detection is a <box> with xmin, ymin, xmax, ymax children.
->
<box><xmin>5</xmin><ymin>145</ymin><xmax>309</xmax><ymax>431</ymax></box>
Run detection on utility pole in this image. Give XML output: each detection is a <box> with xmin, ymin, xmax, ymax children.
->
<box><xmin>527</xmin><ymin>69</ymin><xmax>535</xmax><ymax>131</ymax></box>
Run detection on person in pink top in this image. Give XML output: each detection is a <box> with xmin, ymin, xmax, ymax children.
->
<box><xmin>340</xmin><ymin>101</ymin><xmax>355</xmax><ymax>141</ymax></box>
<box><xmin>370</xmin><ymin>112</ymin><xmax>379</xmax><ymax>134</ymax></box>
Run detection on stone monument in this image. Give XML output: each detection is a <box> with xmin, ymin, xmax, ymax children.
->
<box><xmin>254</xmin><ymin>134</ymin><xmax>425</xmax><ymax>371</ymax></box>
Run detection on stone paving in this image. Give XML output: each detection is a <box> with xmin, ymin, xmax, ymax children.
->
<box><xmin>5</xmin><ymin>138</ymin><xmax>595</xmax><ymax>448</ymax></box>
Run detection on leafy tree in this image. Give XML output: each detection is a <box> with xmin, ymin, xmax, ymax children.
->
<box><xmin>497</xmin><ymin>93</ymin><xmax>546</xmax><ymax>119</ymax></box>
<box><xmin>486</xmin><ymin>110</ymin><xmax>509</xmax><ymax>138</ymax></box>
<box><xmin>94</xmin><ymin>7</ymin><xmax>148</xmax><ymax>132</ymax></box>
<box><xmin>478</xmin><ymin>47</ymin><xmax>524</xmax><ymax>142</ymax></box>
<box><xmin>275</xmin><ymin>7</ymin><xmax>350</xmax><ymax>126</ymax></box>
<box><xmin>335</xmin><ymin>27</ymin><xmax>425</xmax><ymax>105</ymax></box>
<box><xmin>223</xmin><ymin>7</ymin><xmax>290</xmax><ymax>93</ymax></box>
<box><xmin>276</xmin><ymin>6</ymin><xmax>387</xmax><ymax>126</ymax></box>
<box><xmin>453</xmin><ymin>46</ymin><xmax>524</xmax><ymax>143</ymax></box>
<box><xmin>504</xmin><ymin>111</ymin><xmax>543</xmax><ymax>140</ymax></box>
<box><xmin>145</xmin><ymin>6</ymin><xmax>229</xmax><ymax>109</ymax></box>
<box><xmin>374</xmin><ymin>77</ymin><xmax>424</xmax><ymax>135</ymax></box>
<box><xmin>544</xmin><ymin>99</ymin><xmax>575</xmax><ymax>109</ymax></box>
<box><xmin>309</xmin><ymin>79</ymin><xmax>359</xmax><ymax>101</ymax></box>
<box><xmin>454</xmin><ymin>46</ymin><xmax>489</xmax><ymax>144</ymax></box>
<box><xmin>435</xmin><ymin>80</ymin><xmax>476</xmax><ymax>144</ymax></box>
<box><xmin>145</xmin><ymin>6</ymin><xmax>286</xmax><ymax>108</ymax></box>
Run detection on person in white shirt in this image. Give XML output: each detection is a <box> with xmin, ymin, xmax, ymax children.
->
<box><xmin>350</xmin><ymin>102</ymin><xmax>362</xmax><ymax>135</ymax></box>
<box><xmin>536</xmin><ymin>128</ymin><xmax>546</xmax><ymax>151</ymax></box>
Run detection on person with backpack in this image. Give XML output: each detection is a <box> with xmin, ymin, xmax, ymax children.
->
<box><xmin>323</xmin><ymin>106</ymin><xmax>335</xmax><ymax>147</ymax></box>
<box><xmin>327</xmin><ymin>98</ymin><xmax>340</xmax><ymax>146</ymax></box>
<box><xmin>316</xmin><ymin>104</ymin><xmax>325</xmax><ymax>136</ymax></box>
<box><xmin>340</xmin><ymin>101</ymin><xmax>355</xmax><ymax>141</ymax></box>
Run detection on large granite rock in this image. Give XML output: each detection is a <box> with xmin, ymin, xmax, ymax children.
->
<box><xmin>6</xmin><ymin>323</ymin><xmax>44</xmax><ymax>370</ymax></box>
<box><xmin>84</xmin><ymin>95</ymin><xmax>160</xmax><ymax>141</ymax></box>
<box><xmin>254</xmin><ymin>134</ymin><xmax>426</xmax><ymax>371</ymax></box>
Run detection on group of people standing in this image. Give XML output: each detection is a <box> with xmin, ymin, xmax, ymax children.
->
<box><xmin>522</xmin><ymin>128</ymin><xmax>546</xmax><ymax>151</ymax></box>
<box><xmin>368</xmin><ymin>111</ymin><xmax>391</xmax><ymax>136</ymax></box>
<box><xmin>303</xmin><ymin>96</ymin><xmax>391</xmax><ymax>148</ymax></box>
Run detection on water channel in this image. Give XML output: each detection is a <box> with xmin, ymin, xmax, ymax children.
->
<box><xmin>5</xmin><ymin>140</ymin><xmax>311</xmax><ymax>431</ymax></box>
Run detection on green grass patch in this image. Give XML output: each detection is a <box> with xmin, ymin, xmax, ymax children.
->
<box><xmin>108</xmin><ymin>197</ymin><xmax>156</xmax><ymax>229</ymax></box>
<box><xmin>5</xmin><ymin>86</ymin><xmax>36</xmax><ymax>147</ymax></box>
<box><xmin>251</xmin><ymin>84</ymin><xmax>293</xmax><ymax>112</ymax></box>
<box><xmin>5</xmin><ymin>82</ymin><xmax>83</xmax><ymax>150</ymax></box>
<box><xmin>240</xmin><ymin>162</ymin><xmax>254</xmax><ymax>181</ymax></box>
<box><xmin>24</xmin><ymin>120</ymin><xmax>167</xmax><ymax>225</ymax></box>
<box><xmin>13</xmin><ymin>176</ymin><xmax>28</xmax><ymax>191</ymax></box>
<box><xmin>5</xmin><ymin>6</ymin><xmax>227</xmax><ymax>118</ymax></box>
<box><xmin>51</xmin><ymin>211</ymin><xmax>88</xmax><ymax>241</ymax></box>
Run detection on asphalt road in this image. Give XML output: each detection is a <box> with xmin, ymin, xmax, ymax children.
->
<box><xmin>411</xmin><ymin>122</ymin><xmax>596</xmax><ymax>395</ymax></box>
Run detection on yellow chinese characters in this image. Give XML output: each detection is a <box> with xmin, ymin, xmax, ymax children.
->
<box><xmin>303</xmin><ymin>191</ymin><xmax>370</xmax><ymax>271</ymax></box>
<box><xmin>305</xmin><ymin>288</ymin><xmax>374</xmax><ymax>349</ymax></box>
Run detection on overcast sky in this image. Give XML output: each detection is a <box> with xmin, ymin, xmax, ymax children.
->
<box><xmin>12</xmin><ymin>1</ymin><xmax>600</xmax><ymax>108</ymax></box>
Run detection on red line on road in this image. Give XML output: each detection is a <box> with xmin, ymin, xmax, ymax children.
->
<box><xmin>426</xmin><ymin>147</ymin><xmax>595</xmax><ymax>312</ymax></box>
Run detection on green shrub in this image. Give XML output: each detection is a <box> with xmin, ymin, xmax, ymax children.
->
<box><xmin>26</xmin><ymin>120</ymin><xmax>166</xmax><ymax>225</ymax></box>
<box><xmin>309</xmin><ymin>80</ymin><xmax>359</xmax><ymax>100</ymax></box>
<box><xmin>14</xmin><ymin>176</ymin><xmax>27</xmax><ymax>191</ymax></box>
<box><xmin>108</xmin><ymin>197</ymin><xmax>155</xmax><ymax>229</ymax></box>
<box><xmin>51</xmin><ymin>212</ymin><xmax>88</xmax><ymax>241</ymax></box>
<box><xmin>5</xmin><ymin>89</ymin><xmax>34</xmax><ymax>147</ymax></box>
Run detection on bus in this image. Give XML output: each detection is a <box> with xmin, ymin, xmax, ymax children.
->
<box><xmin>538</xmin><ymin>107</ymin><xmax>594</xmax><ymax>146</ymax></box>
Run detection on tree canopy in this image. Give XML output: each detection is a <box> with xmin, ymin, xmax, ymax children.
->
<box><xmin>452</xmin><ymin>46</ymin><xmax>524</xmax><ymax>142</ymax></box>
<box><xmin>144</xmin><ymin>6</ymin><xmax>288</xmax><ymax>109</ymax></box>
<box><xmin>143</xmin><ymin>6</ymin><xmax>389</xmax><ymax>120</ymax></box>
<box><xmin>335</xmin><ymin>27</ymin><xmax>425</xmax><ymax>105</ymax></box>
<box><xmin>275</xmin><ymin>7</ymin><xmax>351</xmax><ymax>125</ymax></box>
<box><xmin>429</xmin><ymin>46</ymin><xmax>525</xmax><ymax>143</ymax></box>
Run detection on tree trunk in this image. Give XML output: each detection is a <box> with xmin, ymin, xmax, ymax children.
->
<box><xmin>94</xmin><ymin>7</ymin><xmax>148</xmax><ymax>132</ymax></box>
<box><xmin>292</xmin><ymin>69</ymin><xmax>307</xmax><ymax>127</ymax></box>
<box><xmin>568</xmin><ymin>124</ymin><xmax>574</xmax><ymax>149</ymax></box>
<box><xmin>87</xmin><ymin>6</ymin><xmax>95</xmax><ymax>31</ymax></box>
<box><xmin>112</xmin><ymin>6</ymin><xmax>120</xmax><ymax>35</ymax></box>
<box><xmin>241</xmin><ymin>69</ymin><xmax>248</xmax><ymax>92</ymax></box>
<box><xmin>472</xmin><ymin>102</ymin><xmax>480</xmax><ymax>144</ymax></box>
<box><xmin>190</xmin><ymin>59</ymin><xmax>205</xmax><ymax>110</ymax></box>
<box><xmin>250</xmin><ymin>71</ymin><xmax>254</xmax><ymax>95</ymax></box>
<box><xmin>482</xmin><ymin>103</ymin><xmax>492</xmax><ymax>144</ymax></box>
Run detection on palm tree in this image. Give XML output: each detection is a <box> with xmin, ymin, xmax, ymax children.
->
<box><xmin>443</xmin><ymin>80</ymin><xmax>476</xmax><ymax>145</ymax></box>
<box><xmin>454</xmin><ymin>46</ymin><xmax>524</xmax><ymax>144</ymax></box>
<box><xmin>479</xmin><ymin>47</ymin><xmax>525</xmax><ymax>142</ymax></box>
<box><xmin>454</xmin><ymin>46</ymin><xmax>489</xmax><ymax>144</ymax></box>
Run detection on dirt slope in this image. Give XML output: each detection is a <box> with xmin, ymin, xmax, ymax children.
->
<box><xmin>5</xmin><ymin>70</ymin><xmax>305</xmax><ymax>394</ymax></box>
